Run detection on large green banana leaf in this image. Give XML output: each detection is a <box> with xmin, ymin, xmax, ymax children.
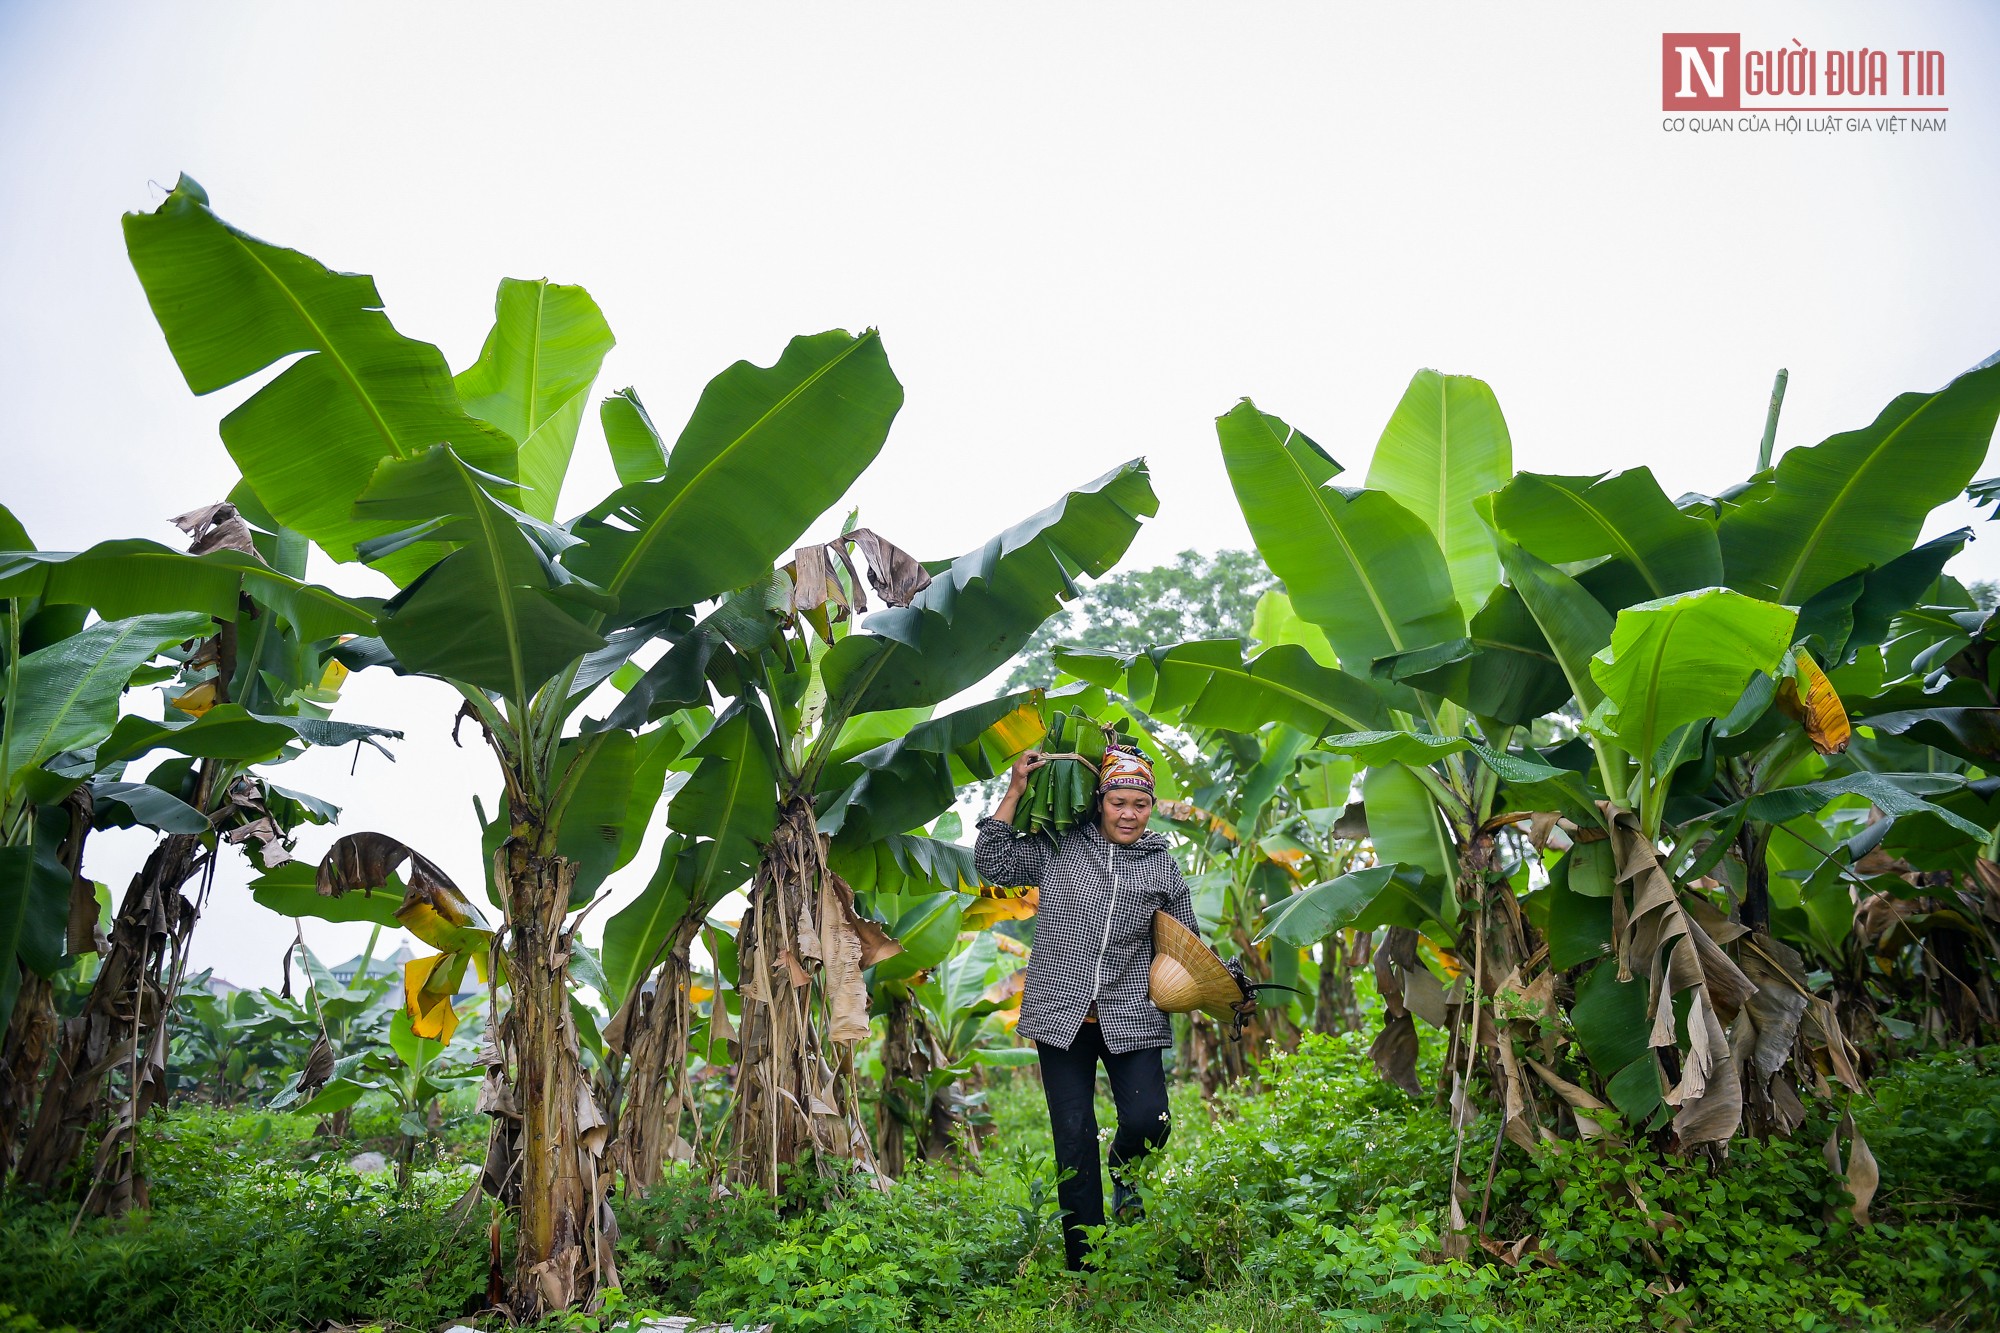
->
<box><xmin>1249</xmin><ymin>590</ymin><xmax>1336</xmax><ymax>666</ymax></box>
<box><xmin>1238</xmin><ymin>726</ymin><xmax>1313</xmax><ymax>828</ymax></box>
<box><xmin>90</xmin><ymin>779</ymin><xmax>209</xmax><ymax>834</ymax></box>
<box><xmin>822</xmin><ymin>460</ymin><xmax>1156</xmax><ymax>715</ymax></box>
<box><xmin>1856</xmin><ymin>699</ymin><xmax>2000</xmax><ymax>767</ymax></box>
<box><xmin>455</xmin><ymin>278</ymin><xmax>616</xmax><ymax>521</ymax></box>
<box><xmin>1364</xmin><ymin>370</ymin><xmax>1513</xmax><ymax>618</ymax></box>
<box><xmin>355</xmin><ymin>445</ymin><xmax>606</xmax><ymax>700</ymax></box>
<box><xmin>0</xmin><ymin>816</ymin><xmax>75</xmax><ymax>1028</ymax></box>
<box><xmin>598</xmin><ymin>705</ymin><xmax>781</xmax><ymax>1005</ymax></box>
<box><xmin>1720</xmin><ymin>360</ymin><xmax>2000</xmax><ymax>603</ymax></box>
<box><xmin>2</xmin><ymin>611</ymin><xmax>214</xmax><ymax>786</ymax></box>
<box><xmin>565</xmin><ymin>330</ymin><xmax>902</xmax><ymax>624</ymax></box>
<box><xmin>1058</xmin><ymin>640</ymin><xmax>1387</xmax><ymax>737</ymax></box>
<box><xmin>0</xmin><ymin>541</ymin><xmax>379</xmax><ymax>643</ymax></box>
<box><xmin>1318</xmin><ymin>729</ymin><xmax>1566</xmax><ymax>782</ymax></box>
<box><xmin>552</xmin><ymin>731</ymin><xmax>636</xmax><ymax>904</ymax></box>
<box><xmin>1361</xmin><ymin>761</ymin><xmax>1456</xmax><ymax>887</ymax></box>
<box><xmin>1729</xmin><ymin>771</ymin><xmax>1987</xmax><ymax>841</ymax></box>
<box><xmin>596</xmin><ymin>835</ymin><xmax>696</xmax><ymax>1009</ymax></box>
<box><xmin>666</xmin><ymin>704</ymin><xmax>781</xmax><ymax>899</ymax></box>
<box><xmin>1257</xmin><ymin>863</ymin><xmax>1439</xmax><ymax>945</ymax></box>
<box><xmin>249</xmin><ymin>861</ymin><xmax>406</xmax><ymax>930</ymax></box>
<box><xmin>1588</xmin><ymin>589</ymin><xmax>1796</xmax><ymax>771</ymax></box>
<box><xmin>1371</xmin><ymin>581</ymin><xmax>1573</xmax><ymax>726</ymax></box>
<box><xmin>589</xmin><ymin>578</ymin><xmax>793</xmax><ymax>735</ymax></box>
<box><xmin>0</xmin><ymin>507</ymin><xmax>86</xmax><ymax>661</ymax></box>
<box><xmin>1570</xmin><ymin>962</ymin><xmax>1664</xmax><ymax>1124</ymax></box>
<box><xmin>822</xmin><ymin>706</ymin><xmax>935</xmax><ymax>772</ymax></box>
<box><xmin>1794</xmin><ymin>528</ymin><xmax>1969</xmax><ymax>663</ymax></box>
<box><xmin>615</xmin><ymin>723</ymin><xmax>700</xmax><ymax>872</ymax></box>
<box><xmin>1493</xmin><ymin>537</ymin><xmax>1614</xmax><ymax>717</ymax></box>
<box><xmin>816</xmin><ymin>687</ymin><xmax>1052</xmax><ymax>844</ymax></box>
<box><xmin>669</xmin><ymin>704</ymin><xmax>781</xmax><ymax>910</ymax></box>
<box><xmin>1542</xmin><ymin>850</ymin><xmax>1613</xmax><ymax>971</ymax></box>
<box><xmin>830</xmin><ymin>833</ymin><xmax>982</xmax><ymax>898</ymax></box>
<box><xmin>1488</xmin><ymin>467</ymin><xmax>1721</xmax><ymax>603</ymax></box>
<box><xmin>90</xmin><ymin>705</ymin><xmax>397</xmax><ymax>771</ymax></box>
<box><xmin>1218</xmin><ymin>400</ymin><xmax>1463</xmax><ymax>672</ymax></box>
<box><xmin>123</xmin><ymin>177</ymin><xmax>518</xmax><ymax>574</ymax></box>
<box><xmin>600</xmin><ymin>388</ymin><xmax>669</xmax><ymax>485</ymax></box>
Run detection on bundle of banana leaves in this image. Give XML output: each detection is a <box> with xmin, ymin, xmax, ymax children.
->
<box><xmin>1012</xmin><ymin>707</ymin><xmax>1125</xmax><ymax>835</ymax></box>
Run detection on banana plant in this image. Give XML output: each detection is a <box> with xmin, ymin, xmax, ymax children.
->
<box><xmin>116</xmin><ymin>175</ymin><xmax>1153</xmax><ymax>1308</ymax></box>
<box><xmin>869</xmin><ymin>928</ymin><xmax>1027</xmax><ymax>1176</ymax></box>
<box><xmin>271</xmin><ymin>943</ymin><xmax>484</xmax><ymax>1191</ymax></box>
<box><xmin>1466</xmin><ymin>358</ymin><xmax>2000</xmax><ymax>1147</ymax></box>
<box><xmin>1122</xmin><ymin>357</ymin><xmax>2000</xmax><ymax>1171</ymax></box>
<box><xmin>0</xmin><ymin>497</ymin><xmax>387</xmax><ymax>1204</ymax></box>
<box><xmin>119</xmin><ymin>176</ymin><xmax>726</xmax><ymax>1313</ymax></box>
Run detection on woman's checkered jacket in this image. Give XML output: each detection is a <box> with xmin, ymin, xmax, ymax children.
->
<box><xmin>974</xmin><ymin>816</ymin><xmax>1200</xmax><ymax>1054</ymax></box>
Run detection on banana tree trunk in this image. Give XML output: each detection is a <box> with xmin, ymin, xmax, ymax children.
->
<box><xmin>875</xmin><ymin>988</ymin><xmax>916</xmax><ymax>1179</ymax></box>
<box><xmin>1313</xmin><ymin>930</ymin><xmax>1366</xmax><ymax>1035</ymax></box>
<box><xmin>492</xmin><ymin>842</ymin><xmax>615</xmax><ymax>1318</ymax></box>
<box><xmin>728</xmin><ymin>798</ymin><xmax>879</xmax><ymax>1193</ymax></box>
<box><xmin>1738</xmin><ymin>824</ymin><xmax>1774</xmax><ymax>935</ymax></box>
<box><xmin>615</xmin><ymin>916</ymin><xmax>705</xmax><ymax>1194</ymax></box>
<box><xmin>14</xmin><ymin>823</ymin><xmax>205</xmax><ymax>1205</ymax></box>
<box><xmin>17</xmin><ymin>636</ymin><xmax>239</xmax><ymax>1205</ymax></box>
<box><xmin>1438</xmin><ymin>830</ymin><xmax>1515</xmax><ymax>1109</ymax></box>
<box><xmin>0</xmin><ymin>968</ymin><xmax>56</xmax><ymax>1174</ymax></box>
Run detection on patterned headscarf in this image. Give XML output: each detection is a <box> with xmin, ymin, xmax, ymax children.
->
<box><xmin>1098</xmin><ymin>743</ymin><xmax>1154</xmax><ymax>795</ymax></box>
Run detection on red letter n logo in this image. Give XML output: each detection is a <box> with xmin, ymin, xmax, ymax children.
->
<box><xmin>1662</xmin><ymin>33</ymin><xmax>1739</xmax><ymax>110</ymax></box>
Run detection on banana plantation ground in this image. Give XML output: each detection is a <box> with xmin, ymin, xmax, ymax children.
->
<box><xmin>4</xmin><ymin>180</ymin><xmax>2000</xmax><ymax>1331</ymax></box>
<box><xmin>2</xmin><ymin>1028</ymin><xmax>1995</xmax><ymax>1332</ymax></box>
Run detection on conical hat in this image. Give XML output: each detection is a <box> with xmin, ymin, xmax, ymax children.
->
<box><xmin>1148</xmin><ymin>910</ymin><xmax>1246</xmax><ymax>1022</ymax></box>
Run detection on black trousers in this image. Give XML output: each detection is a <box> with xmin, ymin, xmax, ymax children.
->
<box><xmin>1036</xmin><ymin>1022</ymin><xmax>1171</xmax><ymax>1270</ymax></box>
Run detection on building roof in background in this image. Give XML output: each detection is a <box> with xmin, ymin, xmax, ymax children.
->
<box><xmin>329</xmin><ymin>944</ymin><xmax>415</xmax><ymax>980</ymax></box>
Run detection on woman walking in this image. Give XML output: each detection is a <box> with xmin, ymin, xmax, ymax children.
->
<box><xmin>975</xmin><ymin>743</ymin><xmax>1198</xmax><ymax>1271</ymax></box>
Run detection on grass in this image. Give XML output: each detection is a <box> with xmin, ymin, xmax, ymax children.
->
<box><xmin>0</xmin><ymin>1038</ymin><xmax>1995</xmax><ymax>1331</ymax></box>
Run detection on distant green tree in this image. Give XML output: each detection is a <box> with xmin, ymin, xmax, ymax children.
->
<box><xmin>1005</xmin><ymin>549</ymin><xmax>1278</xmax><ymax>690</ymax></box>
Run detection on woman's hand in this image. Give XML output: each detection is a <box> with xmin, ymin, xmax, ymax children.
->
<box><xmin>994</xmin><ymin>749</ymin><xmax>1046</xmax><ymax>823</ymax></box>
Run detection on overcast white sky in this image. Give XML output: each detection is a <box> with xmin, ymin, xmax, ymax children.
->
<box><xmin>3</xmin><ymin>2</ymin><xmax>1997</xmax><ymax>988</ymax></box>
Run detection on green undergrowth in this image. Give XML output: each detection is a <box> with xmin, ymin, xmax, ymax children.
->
<box><xmin>1</xmin><ymin>1041</ymin><xmax>1995</xmax><ymax>1332</ymax></box>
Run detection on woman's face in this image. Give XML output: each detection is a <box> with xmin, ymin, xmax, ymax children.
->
<box><xmin>1099</xmin><ymin>788</ymin><xmax>1154</xmax><ymax>845</ymax></box>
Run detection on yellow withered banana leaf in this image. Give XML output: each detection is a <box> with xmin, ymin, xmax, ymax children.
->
<box><xmin>963</xmin><ymin>886</ymin><xmax>1039</xmax><ymax>930</ymax></box>
<box><xmin>396</xmin><ymin>890</ymin><xmax>495</xmax><ymax>955</ymax></box>
<box><xmin>404</xmin><ymin>950</ymin><xmax>472</xmax><ymax>1042</ymax></box>
<box><xmin>170</xmin><ymin>680</ymin><xmax>220</xmax><ymax>718</ymax></box>
<box><xmin>982</xmin><ymin>697</ymin><xmax>1046</xmax><ymax>759</ymax></box>
<box><xmin>1777</xmin><ymin>652</ymin><xmax>1851</xmax><ymax>755</ymax></box>
<box><xmin>319</xmin><ymin>833</ymin><xmax>493</xmax><ymax>947</ymax></box>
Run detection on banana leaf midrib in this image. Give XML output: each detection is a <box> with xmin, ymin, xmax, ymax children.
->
<box><xmin>1432</xmin><ymin>375</ymin><xmax>1448</xmax><ymax>544</ymax></box>
<box><xmin>233</xmin><ymin>231</ymin><xmax>406</xmax><ymax>464</ymax></box>
<box><xmin>594</xmin><ymin>331</ymin><xmax>879</xmax><ymax>614</ymax></box>
<box><xmin>525</xmin><ymin>282</ymin><xmax>547</xmax><ymax>443</ymax></box>
<box><xmin>1272</xmin><ymin>426</ymin><xmax>1406</xmax><ymax>657</ymax></box>
<box><xmin>457</xmin><ymin>462</ymin><xmax>533</xmax><ymax>710</ymax></box>
<box><xmin>1778</xmin><ymin>389</ymin><xmax>1949</xmax><ymax>603</ymax></box>
<box><xmin>686</xmin><ymin>716</ymin><xmax>765</xmax><ymax>909</ymax></box>
<box><xmin>9</xmin><ymin>619</ymin><xmax>173</xmax><ymax>776</ymax></box>
<box><xmin>1533</xmin><ymin>484</ymin><xmax>1664</xmax><ymax>597</ymax></box>
<box><xmin>1184</xmin><ymin>651</ymin><xmax>1379</xmax><ymax>733</ymax></box>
